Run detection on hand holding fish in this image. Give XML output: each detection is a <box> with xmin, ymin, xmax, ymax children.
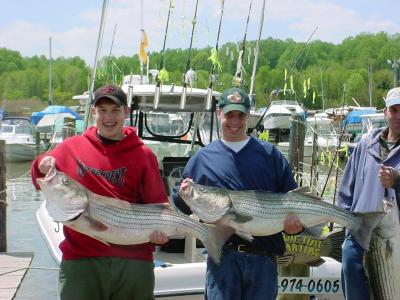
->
<box><xmin>283</xmin><ymin>213</ymin><xmax>304</xmax><ymax>235</ymax></box>
<box><xmin>39</xmin><ymin>156</ymin><xmax>56</xmax><ymax>175</ymax></box>
<box><xmin>149</xmin><ymin>230</ymin><xmax>169</xmax><ymax>245</ymax></box>
<box><xmin>379</xmin><ymin>165</ymin><xmax>394</xmax><ymax>189</ymax></box>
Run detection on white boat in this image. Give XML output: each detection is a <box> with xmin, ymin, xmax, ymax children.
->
<box><xmin>348</xmin><ymin>112</ymin><xmax>387</xmax><ymax>154</ymax></box>
<box><xmin>277</xmin><ymin>113</ymin><xmax>340</xmax><ymax>158</ymax></box>
<box><xmin>263</xmin><ymin>100</ymin><xmax>305</xmax><ymax>130</ymax></box>
<box><xmin>0</xmin><ymin>117</ymin><xmax>40</xmax><ymax>162</ymax></box>
<box><xmin>36</xmin><ymin>83</ymin><xmax>343</xmax><ymax>299</ymax></box>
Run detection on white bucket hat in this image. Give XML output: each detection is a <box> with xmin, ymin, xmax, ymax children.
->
<box><xmin>385</xmin><ymin>87</ymin><xmax>400</xmax><ymax>107</ymax></box>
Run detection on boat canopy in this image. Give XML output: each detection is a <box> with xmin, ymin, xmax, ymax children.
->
<box><xmin>31</xmin><ymin>106</ymin><xmax>82</xmax><ymax>125</ymax></box>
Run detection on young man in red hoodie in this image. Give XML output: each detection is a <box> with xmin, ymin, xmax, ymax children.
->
<box><xmin>32</xmin><ymin>84</ymin><xmax>169</xmax><ymax>300</ymax></box>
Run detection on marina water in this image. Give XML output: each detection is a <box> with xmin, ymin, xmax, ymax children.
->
<box><xmin>4</xmin><ymin>156</ymin><xmax>342</xmax><ymax>299</ymax></box>
<box><xmin>6</xmin><ymin>161</ymin><xmax>58</xmax><ymax>299</ymax></box>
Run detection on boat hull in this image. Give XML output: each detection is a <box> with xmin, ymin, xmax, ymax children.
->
<box><xmin>5</xmin><ymin>142</ymin><xmax>37</xmax><ymax>162</ymax></box>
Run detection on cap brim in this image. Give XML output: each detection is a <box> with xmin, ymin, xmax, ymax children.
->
<box><xmin>222</xmin><ymin>104</ymin><xmax>249</xmax><ymax>114</ymax></box>
<box><xmin>95</xmin><ymin>95</ymin><xmax>123</xmax><ymax>106</ymax></box>
<box><xmin>385</xmin><ymin>98</ymin><xmax>400</xmax><ymax>107</ymax></box>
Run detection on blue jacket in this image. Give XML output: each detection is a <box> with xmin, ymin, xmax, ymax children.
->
<box><xmin>173</xmin><ymin>136</ymin><xmax>297</xmax><ymax>255</ymax></box>
<box><xmin>338</xmin><ymin>128</ymin><xmax>400</xmax><ymax>212</ymax></box>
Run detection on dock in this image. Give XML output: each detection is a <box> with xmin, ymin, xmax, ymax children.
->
<box><xmin>0</xmin><ymin>252</ymin><xmax>33</xmax><ymax>300</ymax></box>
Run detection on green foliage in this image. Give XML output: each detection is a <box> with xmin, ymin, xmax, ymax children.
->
<box><xmin>1</xmin><ymin>32</ymin><xmax>400</xmax><ymax>112</ymax></box>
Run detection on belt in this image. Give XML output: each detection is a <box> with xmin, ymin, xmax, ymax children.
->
<box><xmin>224</xmin><ymin>242</ymin><xmax>275</xmax><ymax>258</ymax></box>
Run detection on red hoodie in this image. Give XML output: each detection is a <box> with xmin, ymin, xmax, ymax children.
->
<box><xmin>32</xmin><ymin>126</ymin><xmax>168</xmax><ymax>261</ymax></box>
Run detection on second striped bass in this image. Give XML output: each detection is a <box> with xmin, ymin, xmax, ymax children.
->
<box><xmin>179</xmin><ymin>179</ymin><xmax>385</xmax><ymax>250</ymax></box>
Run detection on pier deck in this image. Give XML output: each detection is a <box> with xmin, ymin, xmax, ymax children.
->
<box><xmin>0</xmin><ymin>252</ymin><xmax>33</xmax><ymax>300</ymax></box>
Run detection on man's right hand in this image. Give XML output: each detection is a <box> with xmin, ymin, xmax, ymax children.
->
<box><xmin>39</xmin><ymin>156</ymin><xmax>56</xmax><ymax>175</ymax></box>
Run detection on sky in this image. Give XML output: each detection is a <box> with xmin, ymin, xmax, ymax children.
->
<box><xmin>1</xmin><ymin>0</ymin><xmax>400</xmax><ymax>65</ymax></box>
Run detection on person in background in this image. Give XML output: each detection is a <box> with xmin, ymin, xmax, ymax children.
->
<box><xmin>338</xmin><ymin>87</ymin><xmax>400</xmax><ymax>300</ymax></box>
<box><xmin>31</xmin><ymin>84</ymin><xmax>169</xmax><ymax>300</ymax></box>
<box><xmin>172</xmin><ymin>87</ymin><xmax>304</xmax><ymax>300</ymax></box>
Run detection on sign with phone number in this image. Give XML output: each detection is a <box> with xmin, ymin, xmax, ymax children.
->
<box><xmin>278</xmin><ymin>277</ymin><xmax>342</xmax><ymax>295</ymax></box>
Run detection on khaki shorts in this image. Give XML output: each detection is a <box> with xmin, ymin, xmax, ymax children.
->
<box><xmin>59</xmin><ymin>257</ymin><xmax>155</xmax><ymax>300</ymax></box>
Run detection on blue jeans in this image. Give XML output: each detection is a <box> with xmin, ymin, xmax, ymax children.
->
<box><xmin>205</xmin><ymin>248</ymin><xmax>278</xmax><ymax>300</ymax></box>
<box><xmin>341</xmin><ymin>234</ymin><xmax>370</xmax><ymax>300</ymax></box>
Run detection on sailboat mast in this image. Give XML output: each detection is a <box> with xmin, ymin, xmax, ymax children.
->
<box><xmin>48</xmin><ymin>36</ymin><xmax>53</xmax><ymax>106</ymax></box>
<box><xmin>83</xmin><ymin>0</ymin><xmax>109</xmax><ymax>129</ymax></box>
<box><xmin>249</xmin><ymin>0</ymin><xmax>266</xmax><ymax>108</ymax></box>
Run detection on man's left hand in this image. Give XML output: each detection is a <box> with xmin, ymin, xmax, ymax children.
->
<box><xmin>283</xmin><ymin>213</ymin><xmax>304</xmax><ymax>235</ymax></box>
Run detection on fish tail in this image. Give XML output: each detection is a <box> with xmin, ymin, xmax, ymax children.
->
<box><xmin>320</xmin><ymin>228</ymin><xmax>345</xmax><ymax>263</ymax></box>
<box><xmin>351</xmin><ymin>211</ymin><xmax>385</xmax><ymax>250</ymax></box>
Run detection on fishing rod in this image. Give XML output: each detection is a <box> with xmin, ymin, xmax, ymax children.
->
<box><xmin>232</xmin><ymin>0</ymin><xmax>253</xmax><ymax>88</ymax></box>
<box><xmin>205</xmin><ymin>0</ymin><xmax>225</xmax><ymax>110</ymax></box>
<box><xmin>180</xmin><ymin>0</ymin><xmax>200</xmax><ymax>110</ymax></box>
<box><xmin>253</xmin><ymin>26</ymin><xmax>318</xmax><ymax>131</ymax></box>
<box><xmin>105</xmin><ymin>24</ymin><xmax>117</xmax><ymax>84</ymax></box>
<box><xmin>83</xmin><ymin>0</ymin><xmax>109</xmax><ymax>130</ymax></box>
<box><xmin>154</xmin><ymin>0</ymin><xmax>174</xmax><ymax>109</ymax></box>
<box><xmin>249</xmin><ymin>0</ymin><xmax>266</xmax><ymax>108</ymax></box>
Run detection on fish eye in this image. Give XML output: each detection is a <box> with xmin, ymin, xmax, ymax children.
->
<box><xmin>199</xmin><ymin>187</ymin><xmax>207</xmax><ymax>193</ymax></box>
<box><xmin>62</xmin><ymin>177</ymin><xmax>71</xmax><ymax>186</ymax></box>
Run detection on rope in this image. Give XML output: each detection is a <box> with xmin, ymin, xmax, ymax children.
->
<box><xmin>0</xmin><ymin>266</ymin><xmax>59</xmax><ymax>277</ymax></box>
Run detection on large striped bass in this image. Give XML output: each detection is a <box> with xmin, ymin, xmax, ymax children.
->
<box><xmin>366</xmin><ymin>200</ymin><xmax>400</xmax><ymax>300</ymax></box>
<box><xmin>36</xmin><ymin>167</ymin><xmax>226</xmax><ymax>264</ymax></box>
<box><xmin>179</xmin><ymin>179</ymin><xmax>385</xmax><ymax>250</ymax></box>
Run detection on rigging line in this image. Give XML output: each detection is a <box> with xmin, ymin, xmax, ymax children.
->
<box><xmin>105</xmin><ymin>24</ymin><xmax>118</xmax><ymax>84</ymax></box>
<box><xmin>208</xmin><ymin>0</ymin><xmax>225</xmax><ymax>89</ymax></box>
<box><xmin>183</xmin><ymin>0</ymin><xmax>199</xmax><ymax>81</ymax></box>
<box><xmin>279</xmin><ymin>26</ymin><xmax>318</xmax><ymax>93</ymax></box>
<box><xmin>249</xmin><ymin>0</ymin><xmax>267</xmax><ymax>107</ymax></box>
<box><xmin>253</xmin><ymin>26</ymin><xmax>318</xmax><ymax>131</ymax></box>
<box><xmin>234</xmin><ymin>0</ymin><xmax>253</xmax><ymax>84</ymax></box>
<box><xmin>157</xmin><ymin>0</ymin><xmax>174</xmax><ymax>80</ymax></box>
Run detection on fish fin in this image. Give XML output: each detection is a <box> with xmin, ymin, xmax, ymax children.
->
<box><xmin>290</xmin><ymin>186</ymin><xmax>311</xmax><ymax>194</ymax></box>
<box><xmin>289</xmin><ymin>187</ymin><xmax>322</xmax><ymax>201</ymax></box>
<box><xmin>231</xmin><ymin>212</ymin><xmax>253</xmax><ymax>223</ymax></box>
<box><xmin>202</xmin><ymin>224</ymin><xmax>233</xmax><ymax>265</ymax></box>
<box><xmin>276</xmin><ymin>255</ymin><xmax>295</xmax><ymax>265</ymax></box>
<box><xmin>306</xmin><ymin>258</ymin><xmax>326</xmax><ymax>267</ymax></box>
<box><xmin>235</xmin><ymin>231</ymin><xmax>253</xmax><ymax>242</ymax></box>
<box><xmin>84</xmin><ymin>216</ymin><xmax>108</xmax><ymax>231</ymax></box>
<box><xmin>320</xmin><ymin>228</ymin><xmax>345</xmax><ymax>263</ymax></box>
<box><xmin>386</xmin><ymin>240</ymin><xmax>394</xmax><ymax>259</ymax></box>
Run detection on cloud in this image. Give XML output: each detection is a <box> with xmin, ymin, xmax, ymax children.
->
<box><xmin>1</xmin><ymin>0</ymin><xmax>399</xmax><ymax>64</ymax></box>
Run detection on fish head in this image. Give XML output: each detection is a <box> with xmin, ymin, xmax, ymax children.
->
<box><xmin>179</xmin><ymin>179</ymin><xmax>231</xmax><ymax>223</ymax></box>
<box><xmin>36</xmin><ymin>166</ymin><xmax>88</xmax><ymax>222</ymax></box>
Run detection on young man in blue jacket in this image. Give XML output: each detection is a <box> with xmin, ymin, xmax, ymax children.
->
<box><xmin>173</xmin><ymin>87</ymin><xmax>304</xmax><ymax>300</ymax></box>
<box><xmin>338</xmin><ymin>87</ymin><xmax>400</xmax><ymax>299</ymax></box>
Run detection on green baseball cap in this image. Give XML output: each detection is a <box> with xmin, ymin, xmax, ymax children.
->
<box><xmin>219</xmin><ymin>87</ymin><xmax>250</xmax><ymax>114</ymax></box>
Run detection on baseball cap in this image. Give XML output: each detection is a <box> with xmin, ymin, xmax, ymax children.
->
<box><xmin>94</xmin><ymin>84</ymin><xmax>127</xmax><ymax>106</ymax></box>
<box><xmin>219</xmin><ymin>87</ymin><xmax>250</xmax><ymax>114</ymax></box>
<box><xmin>384</xmin><ymin>87</ymin><xmax>400</xmax><ymax>107</ymax></box>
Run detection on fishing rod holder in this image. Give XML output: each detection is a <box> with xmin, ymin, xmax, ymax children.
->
<box><xmin>154</xmin><ymin>84</ymin><xmax>161</xmax><ymax>109</ymax></box>
<box><xmin>180</xmin><ymin>86</ymin><xmax>187</xmax><ymax>110</ymax></box>
<box><xmin>206</xmin><ymin>88</ymin><xmax>213</xmax><ymax>110</ymax></box>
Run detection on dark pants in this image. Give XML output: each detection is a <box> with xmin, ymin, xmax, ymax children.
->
<box><xmin>59</xmin><ymin>257</ymin><xmax>155</xmax><ymax>300</ymax></box>
<box><xmin>341</xmin><ymin>234</ymin><xmax>371</xmax><ymax>300</ymax></box>
<box><xmin>205</xmin><ymin>248</ymin><xmax>278</xmax><ymax>300</ymax></box>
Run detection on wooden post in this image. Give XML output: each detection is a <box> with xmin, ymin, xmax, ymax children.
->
<box><xmin>278</xmin><ymin>113</ymin><xmax>308</xmax><ymax>300</ymax></box>
<box><xmin>35</xmin><ymin>131</ymin><xmax>41</xmax><ymax>156</ymax></box>
<box><xmin>0</xmin><ymin>140</ymin><xmax>7</xmax><ymax>252</ymax></box>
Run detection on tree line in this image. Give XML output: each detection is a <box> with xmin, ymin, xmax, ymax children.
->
<box><xmin>1</xmin><ymin>31</ymin><xmax>399</xmax><ymax>110</ymax></box>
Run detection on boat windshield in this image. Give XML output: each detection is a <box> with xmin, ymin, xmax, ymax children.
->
<box><xmin>0</xmin><ymin>125</ymin><xmax>14</xmax><ymax>133</ymax></box>
<box><xmin>15</xmin><ymin>125</ymin><xmax>33</xmax><ymax>135</ymax></box>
